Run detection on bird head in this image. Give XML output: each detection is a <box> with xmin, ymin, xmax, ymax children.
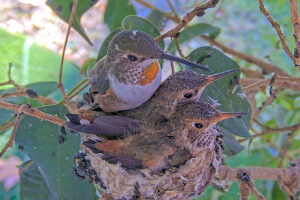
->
<box><xmin>172</xmin><ymin>102</ymin><xmax>247</xmax><ymax>131</ymax></box>
<box><xmin>154</xmin><ymin>69</ymin><xmax>239</xmax><ymax>109</ymax></box>
<box><xmin>107</xmin><ymin>30</ymin><xmax>210</xmax><ymax>71</ymax></box>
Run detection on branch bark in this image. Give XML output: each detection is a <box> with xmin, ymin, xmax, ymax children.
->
<box><xmin>289</xmin><ymin>0</ymin><xmax>300</xmax><ymax>68</ymax></box>
<box><xmin>202</xmin><ymin>35</ymin><xmax>288</xmax><ymax>76</ymax></box>
<box><xmin>258</xmin><ymin>0</ymin><xmax>295</xmax><ymax>64</ymax></box>
<box><xmin>155</xmin><ymin>0</ymin><xmax>220</xmax><ymax>42</ymax></box>
<box><xmin>217</xmin><ymin>164</ymin><xmax>300</xmax><ymax>198</ymax></box>
<box><xmin>0</xmin><ymin>101</ymin><xmax>64</xmax><ymax>126</ymax></box>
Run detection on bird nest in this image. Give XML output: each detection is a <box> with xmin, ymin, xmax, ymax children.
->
<box><xmin>66</xmin><ymin>69</ymin><xmax>244</xmax><ymax>200</ymax></box>
<box><xmin>77</xmin><ymin>127</ymin><xmax>223</xmax><ymax>199</ymax></box>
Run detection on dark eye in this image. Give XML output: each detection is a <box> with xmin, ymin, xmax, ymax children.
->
<box><xmin>184</xmin><ymin>93</ymin><xmax>193</xmax><ymax>98</ymax></box>
<box><xmin>127</xmin><ymin>55</ymin><xmax>137</xmax><ymax>61</ymax></box>
<box><xmin>194</xmin><ymin>123</ymin><xmax>203</xmax><ymax>129</ymax></box>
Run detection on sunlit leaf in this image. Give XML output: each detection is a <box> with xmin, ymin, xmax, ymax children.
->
<box><xmin>104</xmin><ymin>0</ymin><xmax>136</xmax><ymax>31</ymax></box>
<box><xmin>15</xmin><ymin>103</ymin><xmax>95</xmax><ymax>199</ymax></box>
<box><xmin>46</xmin><ymin>0</ymin><xmax>98</xmax><ymax>44</ymax></box>
<box><xmin>147</xmin><ymin>10</ymin><xmax>166</xmax><ymax>30</ymax></box>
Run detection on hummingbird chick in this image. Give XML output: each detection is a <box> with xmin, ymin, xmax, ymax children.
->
<box><xmin>88</xmin><ymin>30</ymin><xmax>210</xmax><ymax>112</ymax></box>
<box><xmin>74</xmin><ymin>68</ymin><xmax>239</xmax><ymax>128</ymax></box>
<box><xmin>77</xmin><ymin>102</ymin><xmax>247</xmax><ymax>199</ymax></box>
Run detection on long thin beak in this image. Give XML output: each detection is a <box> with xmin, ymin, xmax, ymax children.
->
<box><xmin>160</xmin><ymin>53</ymin><xmax>210</xmax><ymax>72</ymax></box>
<box><xmin>206</xmin><ymin>69</ymin><xmax>239</xmax><ymax>84</ymax></box>
<box><xmin>212</xmin><ymin>112</ymin><xmax>248</xmax><ymax>123</ymax></box>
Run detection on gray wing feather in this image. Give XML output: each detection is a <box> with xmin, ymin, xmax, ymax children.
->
<box><xmin>89</xmin><ymin>57</ymin><xmax>110</xmax><ymax>95</ymax></box>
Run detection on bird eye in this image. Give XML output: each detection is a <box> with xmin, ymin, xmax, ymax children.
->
<box><xmin>194</xmin><ymin>123</ymin><xmax>203</xmax><ymax>129</ymax></box>
<box><xmin>127</xmin><ymin>55</ymin><xmax>137</xmax><ymax>61</ymax></box>
<box><xmin>184</xmin><ymin>93</ymin><xmax>193</xmax><ymax>98</ymax></box>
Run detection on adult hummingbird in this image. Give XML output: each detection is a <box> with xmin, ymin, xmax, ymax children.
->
<box><xmin>68</xmin><ymin>68</ymin><xmax>239</xmax><ymax>137</ymax></box>
<box><xmin>88</xmin><ymin>30</ymin><xmax>210</xmax><ymax>112</ymax></box>
<box><xmin>74</xmin><ymin>102</ymin><xmax>246</xmax><ymax>199</ymax></box>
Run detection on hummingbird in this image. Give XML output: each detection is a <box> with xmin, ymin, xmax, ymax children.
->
<box><xmin>88</xmin><ymin>30</ymin><xmax>210</xmax><ymax>112</ymax></box>
<box><xmin>81</xmin><ymin>102</ymin><xmax>247</xmax><ymax>171</ymax></box>
<box><xmin>74</xmin><ymin>102</ymin><xmax>246</xmax><ymax>199</ymax></box>
<box><xmin>69</xmin><ymin>68</ymin><xmax>239</xmax><ymax>137</ymax></box>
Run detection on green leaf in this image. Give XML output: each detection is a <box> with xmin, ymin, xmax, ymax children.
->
<box><xmin>104</xmin><ymin>0</ymin><xmax>136</xmax><ymax>31</ymax></box>
<box><xmin>0</xmin><ymin>109</ymin><xmax>15</xmax><ymax>126</ymax></box>
<box><xmin>15</xmin><ymin>103</ymin><xmax>95</xmax><ymax>199</ymax></box>
<box><xmin>20</xmin><ymin>161</ymin><xmax>53</xmax><ymax>199</ymax></box>
<box><xmin>0</xmin><ymin>28</ymin><xmax>79</xmax><ymax>90</ymax></box>
<box><xmin>168</xmin><ymin>23</ymin><xmax>220</xmax><ymax>54</ymax></box>
<box><xmin>221</xmin><ymin>128</ymin><xmax>244</xmax><ymax>156</ymax></box>
<box><xmin>46</xmin><ymin>0</ymin><xmax>97</xmax><ymax>45</ymax></box>
<box><xmin>97</xmin><ymin>28</ymin><xmax>122</xmax><ymax>60</ymax></box>
<box><xmin>187</xmin><ymin>46</ymin><xmax>251</xmax><ymax>137</ymax></box>
<box><xmin>271</xmin><ymin>182</ymin><xmax>288</xmax><ymax>200</ymax></box>
<box><xmin>0</xmin><ymin>183</ymin><xmax>19</xmax><ymax>200</ymax></box>
<box><xmin>121</xmin><ymin>15</ymin><xmax>164</xmax><ymax>50</ymax></box>
<box><xmin>146</xmin><ymin>10</ymin><xmax>166</xmax><ymax>30</ymax></box>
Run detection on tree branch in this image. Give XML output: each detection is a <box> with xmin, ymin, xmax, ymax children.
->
<box><xmin>217</xmin><ymin>163</ymin><xmax>300</xmax><ymax>198</ymax></box>
<box><xmin>0</xmin><ymin>105</ymin><xmax>25</xmax><ymax>158</ymax></box>
<box><xmin>258</xmin><ymin>0</ymin><xmax>295</xmax><ymax>64</ymax></box>
<box><xmin>134</xmin><ymin>0</ymin><xmax>181</xmax><ymax>23</ymax></box>
<box><xmin>289</xmin><ymin>0</ymin><xmax>300</xmax><ymax>67</ymax></box>
<box><xmin>57</xmin><ymin>0</ymin><xmax>78</xmax><ymax>113</ymax></box>
<box><xmin>0</xmin><ymin>101</ymin><xmax>64</xmax><ymax>126</ymax></box>
<box><xmin>201</xmin><ymin>35</ymin><xmax>288</xmax><ymax>76</ymax></box>
<box><xmin>0</xmin><ymin>89</ymin><xmax>57</xmax><ymax>105</ymax></box>
<box><xmin>155</xmin><ymin>0</ymin><xmax>220</xmax><ymax>42</ymax></box>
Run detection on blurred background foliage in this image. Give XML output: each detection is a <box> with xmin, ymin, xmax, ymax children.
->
<box><xmin>0</xmin><ymin>0</ymin><xmax>299</xmax><ymax>199</ymax></box>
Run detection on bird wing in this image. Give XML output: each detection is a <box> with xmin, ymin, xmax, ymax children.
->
<box><xmin>82</xmin><ymin>131</ymin><xmax>184</xmax><ymax>172</ymax></box>
<box><xmin>89</xmin><ymin>57</ymin><xmax>110</xmax><ymax>95</ymax></box>
<box><xmin>65</xmin><ymin>115</ymin><xmax>142</xmax><ymax>138</ymax></box>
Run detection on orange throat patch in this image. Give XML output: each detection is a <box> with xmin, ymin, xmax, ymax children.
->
<box><xmin>137</xmin><ymin>61</ymin><xmax>159</xmax><ymax>86</ymax></box>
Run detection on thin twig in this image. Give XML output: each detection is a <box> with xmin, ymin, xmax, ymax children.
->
<box><xmin>0</xmin><ymin>101</ymin><xmax>64</xmax><ymax>126</ymax></box>
<box><xmin>0</xmin><ymin>63</ymin><xmax>22</xmax><ymax>89</ymax></box>
<box><xmin>265</xmin><ymin>139</ymin><xmax>294</xmax><ymax>161</ymax></box>
<box><xmin>278</xmin><ymin>130</ymin><xmax>297</xmax><ymax>168</ymax></box>
<box><xmin>166</xmin><ymin>0</ymin><xmax>181</xmax><ymax>22</ymax></box>
<box><xmin>289</xmin><ymin>0</ymin><xmax>300</xmax><ymax>67</ymax></box>
<box><xmin>175</xmin><ymin>37</ymin><xmax>186</xmax><ymax>58</ymax></box>
<box><xmin>239</xmin><ymin>122</ymin><xmax>300</xmax><ymax>142</ymax></box>
<box><xmin>0</xmin><ymin>89</ymin><xmax>57</xmax><ymax>105</ymax></box>
<box><xmin>155</xmin><ymin>0</ymin><xmax>220</xmax><ymax>42</ymax></box>
<box><xmin>201</xmin><ymin>35</ymin><xmax>288</xmax><ymax>76</ymax></box>
<box><xmin>19</xmin><ymin>160</ymin><xmax>34</xmax><ymax>174</ymax></box>
<box><xmin>67</xmin><ymin>78</ymin><xmax>88</xmax><ymax>97</ymax></box>
<box><xmin>0</xmin><ymin>115</ymin><xmax>17</xmax><ymax>133</ymax></box>
<box><xmin>0</xmin><ymin>105</ymin><xmax>25</xmax><ymax>158</ymax></box>
<box><xmin>218</xmin><ymin>164</ymin><xmax>300</xmax><ymax>198</ymax></box>
<box><xmin>136</xmin><ymin>0</ymin><xmax>287</xmax><ymax>76</ymax></box>
<box><xmin>253</xmin><ymin>88</ymin><xmax>281</xmax><ymax>119</ymax></box>
<box><xmin>134</xmin><ymin>0</ymin><xmax>181</xmax><ymax>23</ymax></box>
<box><xmin>69</xmin><ymin>81</ymin><xmax>90</xmax><ymax>100</ymax></box>
<box><xmin>57</xmin><ymin>0</ymin><xmax>78</xmax><ymax>112</ymax></box>
<box><xmin>258</xmin><ymin>0</ymin><xmax>295</xmax><ymax>63</ymax></box>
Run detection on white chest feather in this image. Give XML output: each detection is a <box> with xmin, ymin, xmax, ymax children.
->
<box><xmin>108</xmin><ymin>65</ymin><xmax>161</xmax><ymax>110</ymax></box>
